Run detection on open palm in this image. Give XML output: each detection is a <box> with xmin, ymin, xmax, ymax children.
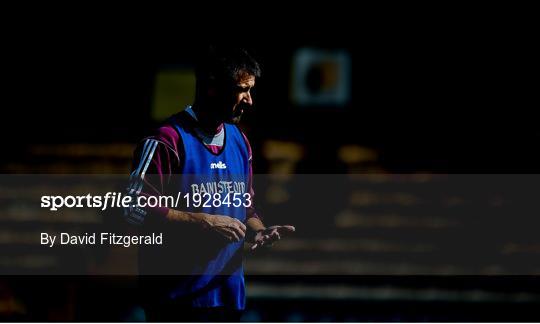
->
<box><xmin>251</xmin><ymin>225</ymin><xmax>295</xmax><ymax>250</ymax></box>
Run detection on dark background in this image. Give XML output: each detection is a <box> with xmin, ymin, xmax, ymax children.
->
<box><xmin>2</xmin><ymin>8</ymin><xmax>538</xmax><ymax>173</ymax></box>
<box><xmin>1</xmin><ymin>6</ymin><xmax>539</xmax><ymax>322</ymax></box>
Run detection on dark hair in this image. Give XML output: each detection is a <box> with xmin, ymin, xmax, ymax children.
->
<box><xmin>195</xmin><ymin>46</ymin><xmax>261</xmax><ymax>91</ymax></box>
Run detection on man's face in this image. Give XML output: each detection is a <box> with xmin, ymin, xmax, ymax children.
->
<box><xmin>216</xmin><ymin>72</ymin><xmax>256</xmax><ymax>124</ymax></box>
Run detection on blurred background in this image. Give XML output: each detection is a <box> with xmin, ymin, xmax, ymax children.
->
<box><xmin>1</xmin><ymin>8</ymin><xmax>539</xmax><ymax>321</ymax></box>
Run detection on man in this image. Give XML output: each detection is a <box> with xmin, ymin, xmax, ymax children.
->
<box><xmin>125</xmin><ymin>46</ymin><xmax>295</xmax><ymax>321</ymax></box>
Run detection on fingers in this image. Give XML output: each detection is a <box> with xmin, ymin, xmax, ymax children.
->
<box><xmin>277</xmin><ymin>225</ymin><xmax>295</xmax><ymax>233</ymax></box>
<box><xmin>251</xmin><ymin>225</ymin><xmax>296</xmax><ymax>252</ymax></box>
<box><xmin>251</xmin><ymin>234</ymin><xmax>272</xmax><ymax>251</ymax></box>
<box><xmin>267</xmin><ymin>225</ymin><xmax>294</xmax><ymax>242</ymax></box>
<box><xmin>266</xmin><ymin>225</ymin><xmax>295</xmax><ymax>233</ymax></box>
<box><xmin>223</xmin><ymin>218</ymin><xmax>246</xmax><ymax>242</ymax></box>
<box><xmin>227</xmin><ymin>229</ymin><xmax>240</xmax><ymax>242</ymax></box>
<box><xmin>224</xmin><ymin>227</ymin><xmax>243</xmax><ymax>242</ymax></box>
<box><xmin>266</xmin><ymin>225</ymin><xmax>294</xmax><ymax>241</ymax></box>
<box><xmin>236</xmin><ymin>220</ymin><xmax>247</xmax><ymax>233</ymax></box>
<box><xmin>251</xmin><ymin>235</ymin><xmax>270</xmax><ymax>250</ymax></box>
<box><xmin>230</xmin><ymin>220</ymin><xmax>246</xmax><ymax>239</ymax></box>
<box><xmin>265</xmin><ymin>231</ymin><xmax>280</xmax><ymax>245</ymax></box>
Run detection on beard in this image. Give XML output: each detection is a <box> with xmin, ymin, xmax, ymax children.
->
<box><xmin>208</xmin><ymin>96</ymin><xmax>248</xmax><ymax>124</ymax></box>
<box><xmin>227</xmin><ymin>103</ymin><xmax>247</xmax><ymax>124</ymax></box>
<box><xmin>230</xmin><ymin>115</ymin><xmax>243</xmax><ymax>124</ymax></box>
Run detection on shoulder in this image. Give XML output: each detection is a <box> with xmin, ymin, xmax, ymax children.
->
<box><xmin>149</xmin><ymin>110</ymin><xmax>197</xmax><ymax>153</ymax></box>
<box><xmin>132</xmin><ymin>112</ymin><xmax>191</xmax><ymax>165</ymax></box>
<box><xmin>153</xmin><ymin>124</ymin><xmax>180</xmax><ymax>152</ymax></box>
<box><xmin>133</xmin><ymin>126</ymin><xmax>178</xmax><ymax>158</ymax></box>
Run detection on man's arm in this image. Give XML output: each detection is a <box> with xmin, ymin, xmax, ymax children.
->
<box><xmin>126</xmin><ymin>127</ymin><xmax>248</xmax><ymax>242</ymax></box>
<box><xmin>125</xmin><ymin>138</ymin><xmax>170</xmax><ymax>225</ymax></box>
<box><xmin>240</xmin><ymin>133</ymin><xmax>295</xmax><ymax>249</ymax></box>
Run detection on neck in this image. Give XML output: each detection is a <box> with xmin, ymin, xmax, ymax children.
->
<box><xmin>191</xmin><ymin>104</ymin><xmax>223</xmax><ymax>135</ymax></box>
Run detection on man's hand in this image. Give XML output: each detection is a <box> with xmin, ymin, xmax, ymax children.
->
<box><xmin>251</xmin><ymin>225</ymin><xmax>295</xmax><ymax>250</ymax></box>
<box><xmin>202</xmin><ymin>214</ymin><xmax>247</xmax><ymax>242</ymax></box>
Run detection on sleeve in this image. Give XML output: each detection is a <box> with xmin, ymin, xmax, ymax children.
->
<box><xmin>124</xmin><ymin>126</ymin><xmax>181</xmax><ymax>225</ymax></box>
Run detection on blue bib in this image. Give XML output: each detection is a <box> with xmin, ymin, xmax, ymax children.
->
<box><xmin>170</xmin><ymin>120</ymin><xmax>249</xmax><ymax>310</ymax></box>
